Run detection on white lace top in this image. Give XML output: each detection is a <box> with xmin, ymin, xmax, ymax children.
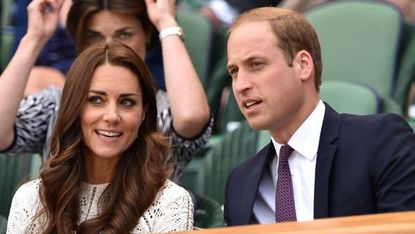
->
<box><xmin>6</xmin><ymin>179</ymin><xmax>193</xmax><ymax>233</ymax></box>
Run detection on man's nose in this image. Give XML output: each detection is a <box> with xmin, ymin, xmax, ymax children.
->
<box><xmin>233</xmin><ymin>70</ymin><xmax>252</xmax><ymax>94</ymax></box>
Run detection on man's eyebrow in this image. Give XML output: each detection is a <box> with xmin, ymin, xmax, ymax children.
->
<box><xmin>227</xmin><ymin>63</ymin><xmax>235</xmax><ymax>69</ymax></box>
<box><xmin>228</xmin><ymin>55</ymin><xmax>264</xmax><ymax>68</ymax></box>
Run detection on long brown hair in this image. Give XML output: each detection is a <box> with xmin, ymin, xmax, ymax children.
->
<box><xmin>66</xmin><ymin>0</ymin><xmax>158</xmax><ymax>54</ymax></box>
<box><xmin>229</xmin><ymin>7</ymin><xmax>323</xmax><ymax>91</ymax></box>
<box><xmin>34</xmin><ymin>42</ymin><xmax>170</xmax><ymax>233</ymax></box>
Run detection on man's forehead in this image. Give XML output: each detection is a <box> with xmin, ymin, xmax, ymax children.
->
<box><xmin>228</xmin><ymin>22</ymin><xmax>278</xmax><ymax>53</ymax></box>
<box><xmin>230</xmin><ymin>20</ymin><xmax>270</xmax><ymax>34</ymax></box>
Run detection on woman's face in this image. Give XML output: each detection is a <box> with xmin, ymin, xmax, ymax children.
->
<box><xmin>86</xmin><ymin>10</ymin><xmax>148</xmax><ymax>59</ymax></box>
<box><xmin>80</xmin><ymin>63</ymin><xmax>146</xmax><ymax>164</ymax></box>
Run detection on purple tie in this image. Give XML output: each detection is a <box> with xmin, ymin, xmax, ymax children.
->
<box><xmin>275</xmin><ymin>145</ymin><xmax>297</xmax><ymax>222</ymax></box>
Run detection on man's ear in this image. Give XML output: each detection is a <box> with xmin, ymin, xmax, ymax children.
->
<box><xmin>294</xmin><ymin>50</ymin><xmax>314</xmax><ymax>81</ymax></box>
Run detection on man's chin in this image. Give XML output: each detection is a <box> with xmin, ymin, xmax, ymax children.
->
<box><xmin>246</xmin><ymin>118</ymin><xmax>268</xmax><ymax>131</ymax></box>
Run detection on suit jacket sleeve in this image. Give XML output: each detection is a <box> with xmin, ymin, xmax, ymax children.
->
<box><xmin>369</xmin><ymin>113</ymin><xmax>415</xmax><ymax>211</ymax></box>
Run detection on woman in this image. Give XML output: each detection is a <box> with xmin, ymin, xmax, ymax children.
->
<box><xmin>7</xmin><ymin>42</ymin><xmax>193</xmax><ymax>233</ymax></box>
<box><xmin>0</xmin><ymin>0</ymin><xmax>212</xmax><ymax>181</ymax></box>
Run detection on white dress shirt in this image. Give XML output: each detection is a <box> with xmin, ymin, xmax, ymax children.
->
<box><xmin>253</xmin><ymin>100</ymin><xmax>325</xmax><ymax>223</ymax></box>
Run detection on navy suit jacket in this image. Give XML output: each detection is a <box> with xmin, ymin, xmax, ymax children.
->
<box><xmin>224</xmin><ymin>104</ymin><xmax>415</xmax><ymax>226</ymax></box>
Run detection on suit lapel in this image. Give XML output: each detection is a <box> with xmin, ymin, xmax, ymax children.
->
<box><xmin>314</xmin><ymin>104</ymin><xmax>340</xmax><ymax>218</ymax></box>
<box><xmin>239</xmin><ymin>142</ymin><xmax>276</xmax><ymax>224</ymax></box>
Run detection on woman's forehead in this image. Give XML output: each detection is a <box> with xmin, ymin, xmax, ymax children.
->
<box><xmin>87</xmin><ymin>10</ymin><xmax>142</xmax><ymax>31</ymax></box>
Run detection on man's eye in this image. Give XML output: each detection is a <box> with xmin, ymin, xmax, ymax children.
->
<box><xmin>250</xmin><ymin>62</ymin><xmax>263</xmax><ymax>69</ymax></box>
<box><xmin>228</xmin><ymin>68</ymin><xmax>238</xmax><ymax>76</ymax></box>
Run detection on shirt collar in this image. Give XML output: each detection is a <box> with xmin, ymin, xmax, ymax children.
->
<box><xmin>271</xmin><ymin>100</ymin><xmax>325</xmax><ymax>160</ymax></box>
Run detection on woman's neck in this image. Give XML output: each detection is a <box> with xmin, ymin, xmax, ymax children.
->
<box><xmin>83</xmin><ymin>155</ymin><xmax>118</xmax><ymax>184</ymax></box>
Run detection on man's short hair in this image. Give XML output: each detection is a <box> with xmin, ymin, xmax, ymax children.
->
<box><xmin>229</xmin><ymin>7</ymin><xmax>323</xmax><ymax>91</ymax></box>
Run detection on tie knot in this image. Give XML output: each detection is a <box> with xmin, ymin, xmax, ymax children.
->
<box><xmin>279</xmin><ymin>145</ymin><xmax>293</xmax><ymax>162</ymax></box>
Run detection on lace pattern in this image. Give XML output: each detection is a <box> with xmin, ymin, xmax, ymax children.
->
<box><xmin>6</xmin><ymin>179</ymin><xmax>194</xmax><ymax>233</ymax></box>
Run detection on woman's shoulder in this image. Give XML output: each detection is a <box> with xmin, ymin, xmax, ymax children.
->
<box><xmin>159</xmin><ymin>180</ymin><xmax>190</xmax><ymax>198</ymax></box>
<box><xmin>7</xmin><ymin>179</ymin><xmax>44</xmax><ymax>233</ymax></box>
<box><xmin>138</xmin><ymin>180</ymin><xmax>193</xmax><ymax>233</ymax></box>
<box><xmin>152</xmin><ymin>180</ymin><xmax>192</xmax><ymax>207</ymax></box>
<box><xmin>11</xmin><ymin>179</ymin><xmax>42</xmax><ymax>206</ymax></box>
<box><xmin>14</xmin><ymin>179</ymin><xmax>42</xmax><ymax>196</ymax></box>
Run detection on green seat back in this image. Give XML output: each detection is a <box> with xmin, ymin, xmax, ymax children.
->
<box><xmin>0</xmin><ymin>153</ymin><xmax>41</xmax><ymax>217</ymax></box>
<box><xmin>306</xmin><ymin>0</ymin><xmax>402</xmax><ymax>104</ymax></box>
<box><xmin>393</xmin><ymin>22</ymin><xmax>415</xmax><ymax>112</ymax></box>
<box><xmin>320</xmin><ymin>80</ymin><xmax>381</xmax><ymax>115</ymax></box>
<box><xmin>215</xmin><ymin>87</ymin><xmax>244</xmax><ymax>133</ymax></box>
<box><xmin>1</xmin><ymin>0</ymin><xmax>14</xmax><ymax>28</ymax></box>
<box><xmin>178</xmin><ymin>0</ymin><xmax>204</xmax><ymax>11</ymax></box>
<box><xmin>205</xmin><ymin>27</ymin><xmax>232</xmax><ymax>133</ymax></box>
<box><xmin>202</xmin><ymin>121</ymin><xmax>258</xmax><ymax>204</ymax></box>
<box><xmin>0</xmin><ymin>30</ymin><xmax>14</xmax><ymax>71</ymax></box>
<box><xmin>0</xmin><ymin>0</ymin><xmax>14</xmax><ymax>72</ymax></box>
<box><xmin>177</xmin><ymin>9</ymin><xmax>213</xmax><ymax>89</ymax></box>
<box><xmin>191</xmin><ymin>193</ymin><xmax>225</xmax><ymax>228</ymax></box>
<box><xmin>0</xmin><ymin>214</ymin><xmax>6</xmax><ymax>233</ymax></box>
<box><xmin>256</xmin><ymin>130</ymin><xmax>271</xmax><ymax>152</ymax></box>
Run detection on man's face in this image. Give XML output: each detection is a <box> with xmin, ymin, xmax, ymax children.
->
<box><xmin>227</xmin><ymin>21</ymin><xmax>306</xmax><ymax>135</ymax></box>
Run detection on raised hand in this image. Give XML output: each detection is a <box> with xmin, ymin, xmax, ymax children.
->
<box><xmin>26</xmin><ymin>0</ymin><xmax>63</xmax><ymax>45</ymax></box>
<box><xmin>144</xmin><ymin>0</ymin><xmax>177</xmax><ymax>30</ymax></box>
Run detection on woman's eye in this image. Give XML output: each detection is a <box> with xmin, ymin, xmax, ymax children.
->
<box><xmin>87</xmin><ymin>96</ymin><xmax>103</xmax><ymax>105</ymax></box>
<box><xmin>120</xmin><ymin>99</ymin><xmax>136</xmax><ymax>108</ymax></box>
<box><xmin>118</xmin><ymin>32</ymin><xmax>133</xmax><ymax>40</ymax></box>
<box><xmin>86</xmin><ymin>32</ymin><xmax>103</xmax><ymax>43</ymax></box>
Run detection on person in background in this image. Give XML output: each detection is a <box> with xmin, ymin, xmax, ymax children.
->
<box><xmin>200</xmin><ymin>0</ymin><xmax>328</xmax><ymax>28</ymax></box>
<box><xmin>7</xmin><ymin>41</ymin><xmax>193</xmax><ymax>233</ymax></box>
<box><xmin>200</xmin><ymin>0</ymin><xmax>282</xmax><ymax>28</ymax></box>
<box><xmin>224</xmin><ymin>7</ymin><xmax>415</xmax><ymax>226</ymax></box>
<box><xmin>0</xmin><ymin>0</ymin><xmax>212</xmax><ymax>181</ymax></box>
<box><xmin>10</xmin><ymin>0</ymin><xmax>72</xmax><ymax>97</ymax></box>
<box><xmin>387</xmin><ymin>0</ymin><xmax>415</xmax><ymax>22</ymax></box>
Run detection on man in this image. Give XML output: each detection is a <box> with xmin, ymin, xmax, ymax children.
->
<box><xmin>224</xmin><ymin>7</ymin><xmax>415</xmax><ymax>226</ymax></box>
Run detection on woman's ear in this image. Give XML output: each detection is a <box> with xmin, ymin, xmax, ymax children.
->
<box><xmin>294</xmin><ymin>50</ymin><xmax>314</xmax><ymax>81</ymax></box>
<box><xmin>141</xmin><ymin>106</ymin><xmax>147</xmax><ymax>122</ymax></box>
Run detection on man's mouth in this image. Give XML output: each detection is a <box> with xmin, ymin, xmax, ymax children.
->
<box><xmin>244</xmin><ymin>100</ymin><xmax>261</xmax><ymax>109</ymax></box>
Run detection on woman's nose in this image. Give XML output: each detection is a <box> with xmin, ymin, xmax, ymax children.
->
<box><xmin>103</xmin><ymin>104</ymin><xmax>120</xmax><ymax>123</ymax></box>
